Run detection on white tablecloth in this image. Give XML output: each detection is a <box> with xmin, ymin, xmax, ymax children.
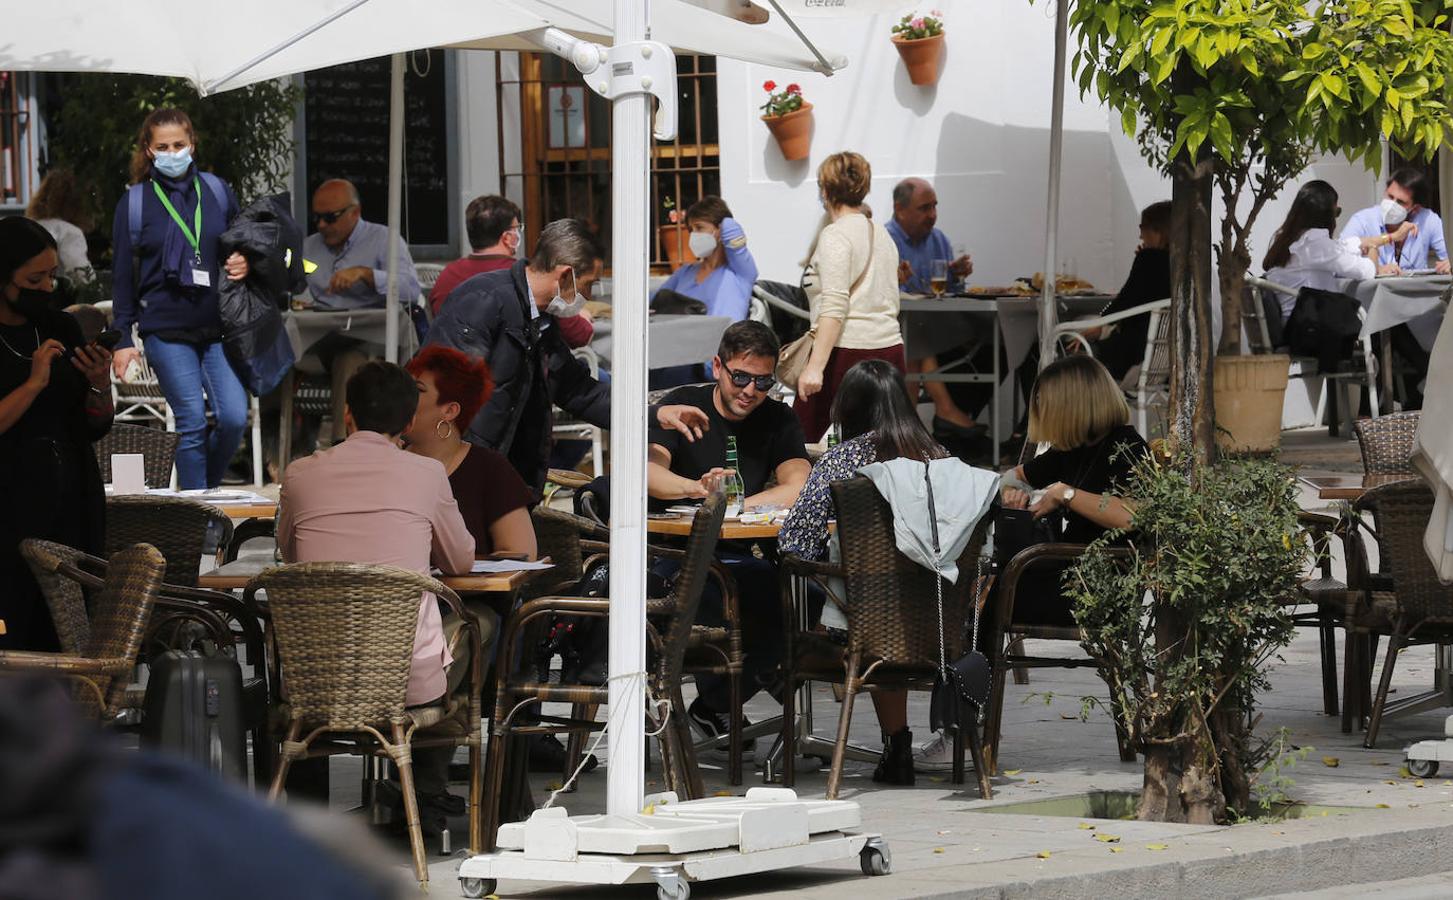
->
<box><xmin>1341</xmin><ymin>275</ymin><xmax>1450</xmax><ymax>351</ymax></box>
<box><xmin>899</xmin><ymin>294</ymin><xmax>1111</xmax><ymax>370</ymax></box>
<box><xmin>591</xmin><ymin>314</ymin><xmax>733</xmax><ymax>370</ymax></box>
<box><xmin>283</xmin><ymin>308</ymin><xmax>418</xmax><ymax>362</ymax></box>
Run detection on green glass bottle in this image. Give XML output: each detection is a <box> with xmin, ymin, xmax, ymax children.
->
<box><xmin>723</xmin><ymin>434</ymin><xmax>745</xmax><ymax>516</ymax></box>
<box><xmin>827</xmin><ymin>424</ymin><xmax>841</xmax><ymax>448</ymax></box>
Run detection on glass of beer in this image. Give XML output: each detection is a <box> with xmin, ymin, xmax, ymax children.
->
<box><xmin>930</xmin><ymin>259</ymin><xmax>949</xmax><ymax>297</ymax></box>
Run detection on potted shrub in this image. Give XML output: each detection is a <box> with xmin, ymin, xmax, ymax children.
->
<box><xmin>657</xmin><ymin>196</ymin><xmax>695</xmax><ymax>271</ymax></box>
<box><xmin>760</xmin><ymin>81</ymin><xmax>812</xmax><ymax>161</ymax></box>
<box><xmin>891</xmin><ymin>10</ymin><xmax>946</xmax><ymax>86</ymax></box>
<box><xmin>1067</xmin><ymin>451</ymin><xmax>1307</xmax><ymax>824</ymax></box>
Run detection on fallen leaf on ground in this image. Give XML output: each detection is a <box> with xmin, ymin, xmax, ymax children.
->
<box><xmin>1415</xmin><ymin>781</ymin><xmax>1426</xmax><ymax>788</ymax></box>
<box><xmin>1321</xmin><ymin>756</ymin><xmax>1340</xmax><ymax>768</ymax></box>
<box><xmin>1077</xmin><ymin>823</ymin><xmax>1096</xmax><ymax>830</ymax></box>
<box><xmin>933</xmin><ymin>847</ymin><xmax>945</xmax><ymax>854</ymax></box>
<box><xmin>1385</xmin><ymin>780</ymin><xmax>1398</xmax><ymax>785</ymax></box>
<box><xmin>1109</xmin><ymin>847</ymin><xmax>1123</xmax><ymax>854</ymax></box>
<box><xmin>1145</xmin><ymin>844</ymin><xmax>1168</xmax><ymax>851</ymax></box>
<box><xmin>713</xmin><ymin>790</ymin><xmax>733</xmax><ymax>797</ymax></box>
<box><xmin>546</xmin><ymin>782</ymin><xmax>563</xmax><ymax>791</ymax></box>
<box><xmin>1094</xmin><ymin>834</ymin><xmax>1121</xmax><ymax>843</ymax></box>
<box><xmin>1400</xmin><ymin>766</ymin><xmax>1412</xmax><ymax>778</ymax></box>
<box><xmin>1036</xmin><ymin>851</ymin><xmax>1052</xmax><ymax>859</ymax></box>
<box><xmin>1004</xmin><ymin>769</ymin><xmax>1023</xmax><ymax>776</ymax></box>
<box><xmin>1028</xmin><ymin>779</ymin><xmax>1040</xmax><ymax>784</ymax></box>
<box><xmin>1375</xmin><ymin>803</ymin><xmax>1391</xmax><ymax>808</ymax></box>
<box><xmin>1370</xmin><ymin>761</ymin><xmax>1390</xmax><ymax>766</ymax></box>
<box><xmin>1060</xmin><ymin>713</ymin><xmax>1077</xmax><ymax>719</ymax></box>
<box><xmin>641</xmin><ymin>803</ymin><xmax>656</xmax><ymax>815</ymax></box>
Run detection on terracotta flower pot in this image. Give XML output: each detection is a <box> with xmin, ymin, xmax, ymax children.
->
<box><xmin>893</xmin><ymin>33</ymin><xmax>945</xmax><ymax>86</ymax></box>
<box><xmin>1213</xmin><ymin>353</ymin><xmax>1291</xmax><ymax>455</ymax></box>
<box><xmin>762</xmin><ymin>102</ymin><xmax>813</xmax><ymax>161</ymax></box>
<box><xmin>658</xmin><ymin>223</ymin><xmax>696</xmax><ymax>271</ymax></box>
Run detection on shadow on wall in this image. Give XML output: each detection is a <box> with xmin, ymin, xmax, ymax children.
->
<box><xmin>892</xmin><ymin>56</ymin><xmax>940</xmax><ymax>114</ymax></box>
<box><xmin>763</xmin><ymin>115</ymin><xmax>815</xmax><ymax>187</ymax></box>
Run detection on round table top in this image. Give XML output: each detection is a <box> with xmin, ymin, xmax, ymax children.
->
<box><xmin>646</xmin><ymin>515</ymin><xmax>783</xmax><ymax>540</ymax></box>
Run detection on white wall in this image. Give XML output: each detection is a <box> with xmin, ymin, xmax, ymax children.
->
<box><xmin>717</xmin><ymin>0</ymin><xmax>1380</xmax><ymax>302</ymax></box>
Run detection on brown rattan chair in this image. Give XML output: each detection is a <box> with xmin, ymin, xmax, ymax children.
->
<box><xmin>106</xmin><ymin>494</ymin><xmax>234</xmax><ymax>587</ymax></box>
<box><xmin>984</xmin><ymin>543</ymin><xmax>1138</xmax><ymax>775</ymax></box>
<box><xmin>0</xmin><ymin>543</ymin><xmax>165</xmax><ymax>719</ymax></box>
<box><xmin>1293</xmin><ymin>511</ymin><xmax>1348</xmax><ymax>717</ymax></box>
<box><xmin>21</xmin><ymin>538</ymin><xmax>274</xmax><ymax>776</ymax></box>
<box><xmin>256</xmin><ymin>562</ymin><xmax>487</xmax><ymax>888</ymax></box>
<box><xmin>93</xmin><ymin>422</ymin><xmax>180</xmax><ymax>488</ymax></box>
<box><xmin>1354</xmin><ymin>411</ymin><xmax>1420</xmax><ymax>474</ymax></box>
<box><xmin>481</xmin><ymin>492</ymin><xmax>727</xmax><ymax>850</ymax></box>
<box><xmin>1345</xmin><ymin>481</ymin><xmax>1453</xmax><ymax>748</ymax></box>
<box><xmin>778</xmin><ymin>476</ymin><xmax>994</xmax><ymax>800</ymax></box>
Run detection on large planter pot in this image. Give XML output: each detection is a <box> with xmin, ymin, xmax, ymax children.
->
<box><xmin>762</xmin><ymin>102</ymin><xmax>813</xmax><ymax>161</ymax></box>
<box><xmin>893</xmin><ymin>33</ymin><xmax>945</xmax><ymax>86</ymax></box>
<box><xmin>657</xmin><ymin>224</ymin><xmax>696</xmax><ymax>271</ymax></box>
<box><xmin>1214</xmin><ymin>354</ymin><xmax>1290</xmax><ymax>455</ymax></box>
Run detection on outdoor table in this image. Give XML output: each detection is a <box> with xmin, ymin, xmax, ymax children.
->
<box><xmin>646</xmin><ymin>515</ymin><xmax>783</xmax><ymax>541</ymax></box>
<box><xmin>1300</xmin><ymin>472</ymin><xmax>1418</xmax><ymax>501</ymax></box>
<box><xmin>1340</xmin><ymin>275</ymin><xmax>1449</xmax><ymax>413</ymax></box>
<box><xmin>198</xmin><ymin>557</ymin><xmax>552</xmax><ymax>593</ymax></box>
<box><xmin>277</xmin><ymin>306</ymin><xmax>420</xmax><ymax>477</ymax></box>
<box><xmin>898</xmin><ymin>293</ymin><xmax>1112</xmax><ymax>453</ymax></box>
<box><xmin>590</xmin><ymin>313</ymin><xmax>733</xmax><ymax>371</ymax></box>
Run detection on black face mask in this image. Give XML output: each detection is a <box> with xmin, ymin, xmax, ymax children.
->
<box><xmin>5</xmin><ymin>286</ymin><xmax>52</xmax><ymax>320</ymax></box>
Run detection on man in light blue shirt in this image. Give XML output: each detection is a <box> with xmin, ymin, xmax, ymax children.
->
<box><xmin>1340</xmin><ymin>168</ymin><xmax>1451</xmax><ymax>275</ymax></box>
<box><xmin>303</xmin><ymin>179</ymin><xmax>421</xmax><ymax>310</ymax></box>
<box><xmin>887</xmin><ymin>178</ymin><xmax>986</xmax><ymax>440</ymax></box>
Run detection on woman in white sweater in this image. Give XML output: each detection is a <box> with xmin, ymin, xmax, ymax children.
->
<box><xmin>26</xmin><ymin>169</ymin><xmax>95</xmax><ymax>283</ymax></box>
<box><xmin>795</xmin><ymin>151</ymin><xmax>905</xmax><ymax>441</ymax></box>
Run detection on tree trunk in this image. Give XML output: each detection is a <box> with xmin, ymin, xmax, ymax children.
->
<box><xmin>1139</xmin><ymin>745</ymin><xmax>1182</xmax><ymax>822</ymax></box>
<box><xmin>1168</xmin><ymin>149</ymin><xmax>1217</xmax><ymax>460</ymax></box>
<box><xmin>1213</xmin><ymin>707</ymin><xmax>1252</xmax><ymax>814</ymax></box>
<box><xmin>1218</xmin><ymin>231</ymin><xmax>1251</xmax><ymax>355</ymax></box>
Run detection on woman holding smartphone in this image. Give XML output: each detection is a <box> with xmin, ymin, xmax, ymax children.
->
<box><xmin>0</xmin><ymin>216</ymin><xmax>114</xmax><ymax>651</ymax></box>
<box><xmin>110</xmin><ymin>107</ymin><xmax>250</xmax><ymax>489</ymax></box>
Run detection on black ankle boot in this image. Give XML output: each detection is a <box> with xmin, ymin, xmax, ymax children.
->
<box><xmin>872</xmin><ymin>728</ymin><xmax>915</xmax><ymax>785</ymax></box>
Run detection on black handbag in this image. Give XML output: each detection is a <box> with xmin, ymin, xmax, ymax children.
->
<box><xmin>1283</xmin><ymin>286</ymin><xmax>1362</xmax><ymax>373</ymax></box>
<box><xmin>923</xmin><ymin>462</ymin><xmax>993</xmax><ymax>735</ymax></box>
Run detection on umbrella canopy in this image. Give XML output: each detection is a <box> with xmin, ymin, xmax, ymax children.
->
<box><xmin>0</xmin><ymin>0</ymin><xmax>839</xmax><ymax>94</ymax></box>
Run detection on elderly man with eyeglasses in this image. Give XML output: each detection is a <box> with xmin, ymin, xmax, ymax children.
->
<box><xmin>646</xmin><ymin>319</ymin><xmax>811</xmax><ymax>754</ymax></box>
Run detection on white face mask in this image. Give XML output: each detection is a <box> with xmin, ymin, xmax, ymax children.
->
<box><xmin>545</xmin><ymin>267</ymin><xmax>586</xmax><ymax>317</ymax></box>
<box><xmin>1381</xmin><ymin>197</ymin><xmax>1409</xmax><ymax>227</ymax></box>
<box><xmin>152</xmin><ymin>146</ymin><xmax>193</xmax><ymax>178</ymax></box>
<box><xmin>688</xmin><ymin>231</ymin><xmax>718</xmax><ymax>259</ymax></box>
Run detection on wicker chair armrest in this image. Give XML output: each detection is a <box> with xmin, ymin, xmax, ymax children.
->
<box><xmin>779</xmin><ymin>554</ymin><xmax>843</xmax><ymax>578</ymax></box>
<box><xmin>995</xmin><ymin>542</ymin><xmax>1128</xmax><ymax>632</ymax></box>
<box><xmin>0</xmin><ymin>650</ymin><xmax>133</xmax><ymax>676</ymax></box>
<box><xmin>645</xmin><ymin>542</ymin><xmax>688</xmax><ymax>562</ymax></box>
<box><xmin>581</xmin><ymin>539</ymin><xmax>611</xmax><ymax>555</ymax></box>
<box><xmin>151</xmin><ymin>597</ymin><xmax>236</xmax><ymax>649</ymax></box>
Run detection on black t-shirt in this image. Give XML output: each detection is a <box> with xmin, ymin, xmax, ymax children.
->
<box><xmin>1021</xmin><ymin>424</ymin><xmax>1148</xmax><ymax>544</ymax></box>
<box><xmin>648</xmin><ymin>383</ymin><xmax>807</xmax><ymax>509</ymax></box>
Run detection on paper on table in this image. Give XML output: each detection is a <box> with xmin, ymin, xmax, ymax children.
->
<box><xmin>469</xmin><ymin>559</ymin><xmax>555</xmax><ymax>574</ymax></box>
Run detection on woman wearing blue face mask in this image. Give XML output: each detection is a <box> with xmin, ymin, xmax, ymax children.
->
<box><xmin>0</xmin><ymin>217</ymin><xmax>114</xmax><ymax>651</ymax></box>
<box><xmin>109</xmin><ymin>108</ymin><xmax>251</xmax><ymax>489</ymax></box>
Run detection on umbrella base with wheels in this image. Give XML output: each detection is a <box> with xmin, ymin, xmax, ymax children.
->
<box><xmin>457</xmin><ymin>789</ymin><xmax>887</xmax><ymax>898</ymax></box>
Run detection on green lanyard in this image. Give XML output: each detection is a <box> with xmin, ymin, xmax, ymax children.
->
<box><xmin>152</xmin><ymin>178</ymin><xmax>203</xmax><ymax>262</ymax></box>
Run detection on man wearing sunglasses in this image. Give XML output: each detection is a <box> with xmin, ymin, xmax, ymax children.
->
<box><xmin>302</xmin><ymin>179</ymin><xmax>421</xmax><ymax>311</ymax></box>
<box><xmin>647</xmin><ymin>320</ymin><xmax>810</xmax><ymax>750</ymax></box>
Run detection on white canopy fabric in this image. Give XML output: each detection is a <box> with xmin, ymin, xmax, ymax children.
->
<box><xmin>0</xmin><ymin>0</ymin><xmax>839</xmax><ymax>94</ymax></box>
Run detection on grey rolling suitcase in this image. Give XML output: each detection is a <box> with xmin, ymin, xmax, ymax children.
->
<box><xmin>141</xmin><ymin>650</ymin><xmax>248</xmax><ymax>781</ymax></box>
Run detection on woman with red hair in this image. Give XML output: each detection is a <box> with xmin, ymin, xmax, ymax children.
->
<box><xmin>404</xmin><ymin>345</ymin><xmax>537</xmax><ymax>558</ymax></box>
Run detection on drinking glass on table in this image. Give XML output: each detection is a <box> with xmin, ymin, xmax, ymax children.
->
<box><xmin>930</xmin><ymin>259</ymin><xmax>949</xmax><ymax>297</ymax></box>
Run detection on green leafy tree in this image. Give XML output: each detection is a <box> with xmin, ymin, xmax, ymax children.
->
<box><xmin>1066</xmin><ymin>0</ymin><xmax>1453</xmax><ymax>452</ymax></box>
<box><xmin>45</xmin><ymin>74</ymin><xmax>300</xmax><ymax>257</ymax></box>
<box><xmin>1068</xmin><ymin>452</ymin><xmax>1307</xmax><ymax>823</ymax></box>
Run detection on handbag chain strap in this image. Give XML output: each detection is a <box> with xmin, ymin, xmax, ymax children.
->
<box><xmin>924</xmin><ymin>461</ymin><xmax>946</xmax><ymax>673</ymax></box>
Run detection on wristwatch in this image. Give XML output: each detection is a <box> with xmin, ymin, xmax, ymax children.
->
<box><xmin>1061</xmin><ymin>487</ymin><xmax>1077</xmax><ymax>506</ymax></box>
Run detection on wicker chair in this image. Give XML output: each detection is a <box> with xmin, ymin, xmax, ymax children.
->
<box><xmin>778</xmin><ymin>477</ymin><xmax>993</xmax><ymax>800</ymax></box>
<box><xmin>481</xmin><ymin>492</ymin><xmax>727</xmax><ymax>850</ymax></box>
<box><xmin>106</xmin><ymin>495</ymin><xmax>234</xmax><ymax>587</ymax></box>
<box><xmin>21</xmin><ymin>538</ymin><xmax>274</xmax><ymax>775</ymax></box>
<box><xmin>1346</xmin><ymin>481</ymin><xmax>1453</xmax><ymax>748</ymax></box>
<box><xmin>0</xmin><ymin>543</ymin><xmax>165</xmax><ymax>719</ymax></box>
<box><xmin>256</xmin><ymin>562</ymin><xmax>486</xmax><ymax>888</ymax></box>
<box><xmin>984</xmin><ymin>543</ymin><xmax>1138</xmax><ymax>775</ymax></box>
<box><xmin>1354</xmin><ymin>411</ymin><xmax>1420</xmax><ymax>474</ymax></box>
<box><xmin>1294</xmin><ymin>511</ymin><xmax>1348</xmax><ymax>717</ymax></box>
<box><xmin>93</xmin><ymin>422</ymin><xmax>180</xmax><ymax>488</ymax></box>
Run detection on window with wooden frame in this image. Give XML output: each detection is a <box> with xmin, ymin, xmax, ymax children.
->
<box><xmin>496</xmin><ymin>52</ymin><xmax>720</xmax><ymax>272</ymax></box>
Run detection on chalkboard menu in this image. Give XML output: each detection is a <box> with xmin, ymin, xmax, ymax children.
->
<box><xmin>303</xmin><ymin>53</ymin><xmax>453</xmax><ymax>248</ymax></box>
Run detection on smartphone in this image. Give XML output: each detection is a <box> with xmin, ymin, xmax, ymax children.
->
<box><xmin>95</xmin><ymin>329</ymin><xmax>123</xmax><ymax>350</ymax></box>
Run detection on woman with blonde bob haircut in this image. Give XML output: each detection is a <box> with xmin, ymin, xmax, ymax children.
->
<box><xmin>997</xmin><ymin>355</ymin><xmax>1147</xmax><ymax>625</ymax></box>
<box><xmin>794</xmin><ymin>151</ymin><xmax>905</xmax><ymax>441</ymax></box>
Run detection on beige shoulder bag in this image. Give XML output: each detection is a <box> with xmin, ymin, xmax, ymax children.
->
<box><xmin>776</xmin><ymin>219</ymin><xmax>875</xmax><ymax>391</ymax></box>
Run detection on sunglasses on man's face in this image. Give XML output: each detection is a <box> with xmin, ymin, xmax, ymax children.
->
<box><xmin>726</xmin><ymin>368</ymin><xmax>775</xmax><ymax>391</ymax></box>
<box><xmin>311</xmin><ymin>204</ymin><xmax>356</xmax><ymax>225</ymax></box>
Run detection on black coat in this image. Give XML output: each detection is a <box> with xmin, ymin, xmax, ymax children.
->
<box><xmin>216</xmin><ymin>196</ymin><xmax>305</xmax><ymax>396</ymax></box>
<box><xmin>424</xmin><ymin>260</ymin><xmax>609</xmax><ymax>496</ymax></box>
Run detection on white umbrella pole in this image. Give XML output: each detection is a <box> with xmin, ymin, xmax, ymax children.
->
<box><xmin>384</xmin><ymin>52</ymin><xmax>404</xmax><ymax>363</ymax></box>
<box><xmin>605</xmin><ymin>0</ymin><xmax>650</xmax><ymax>818</ymax></box>
<box><xmin>1038</xmin><ymin>0</ymin><xmax>1068</xmax><ymax>371</ymax></box>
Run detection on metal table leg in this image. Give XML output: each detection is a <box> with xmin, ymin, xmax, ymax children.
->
<box><xmin>1379</xmin><ymin>642</ymin><xmax>1453</xmax><ymax>721</ymax></box>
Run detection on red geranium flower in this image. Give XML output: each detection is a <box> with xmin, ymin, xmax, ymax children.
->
<box><xmin>786</xmin><ymin>83</ymin><xmax>801</xmax><ymax>94</ymax></box>
<box><xmin>763</xmin><ymin>80</ymin><xmax>777</xmax><ymax>92</ymax></box>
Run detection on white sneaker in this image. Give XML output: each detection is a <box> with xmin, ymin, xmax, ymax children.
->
<box><xmin>912</xmin><ymin>731</ymin><xmax>955</xmax><ymax>773</ymax></box>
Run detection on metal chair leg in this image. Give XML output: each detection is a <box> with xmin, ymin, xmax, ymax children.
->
<box><xmin>1364</xmin><ymin>634</ymin><xmax>1404</xmax><ymax>749</ymax></box>
<box><xmin>825</xmin><ymin>653</ymin><xmax>861</xmax><ymax>800</ymax></box>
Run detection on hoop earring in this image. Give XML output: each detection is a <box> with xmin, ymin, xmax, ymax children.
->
<box><xmin>435</xmin><ymin>419</ymin><xmax>453</xmax><ymax>440</ymax></box>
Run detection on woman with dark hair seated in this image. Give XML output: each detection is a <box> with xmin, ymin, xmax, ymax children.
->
<box><xmin>778</xmin><ymin>359</ymin><xmax>948</xmax><ymax>785</ymax></box>
<box><xmin>1263</xmin><ymin>180</ymin><xmax>1391</xmax><ymax>321</ymax></box>
<box><xmin>403</xmin><ymin>345</ymin><xmax>536</xmax><ymax>558</ymax></box>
